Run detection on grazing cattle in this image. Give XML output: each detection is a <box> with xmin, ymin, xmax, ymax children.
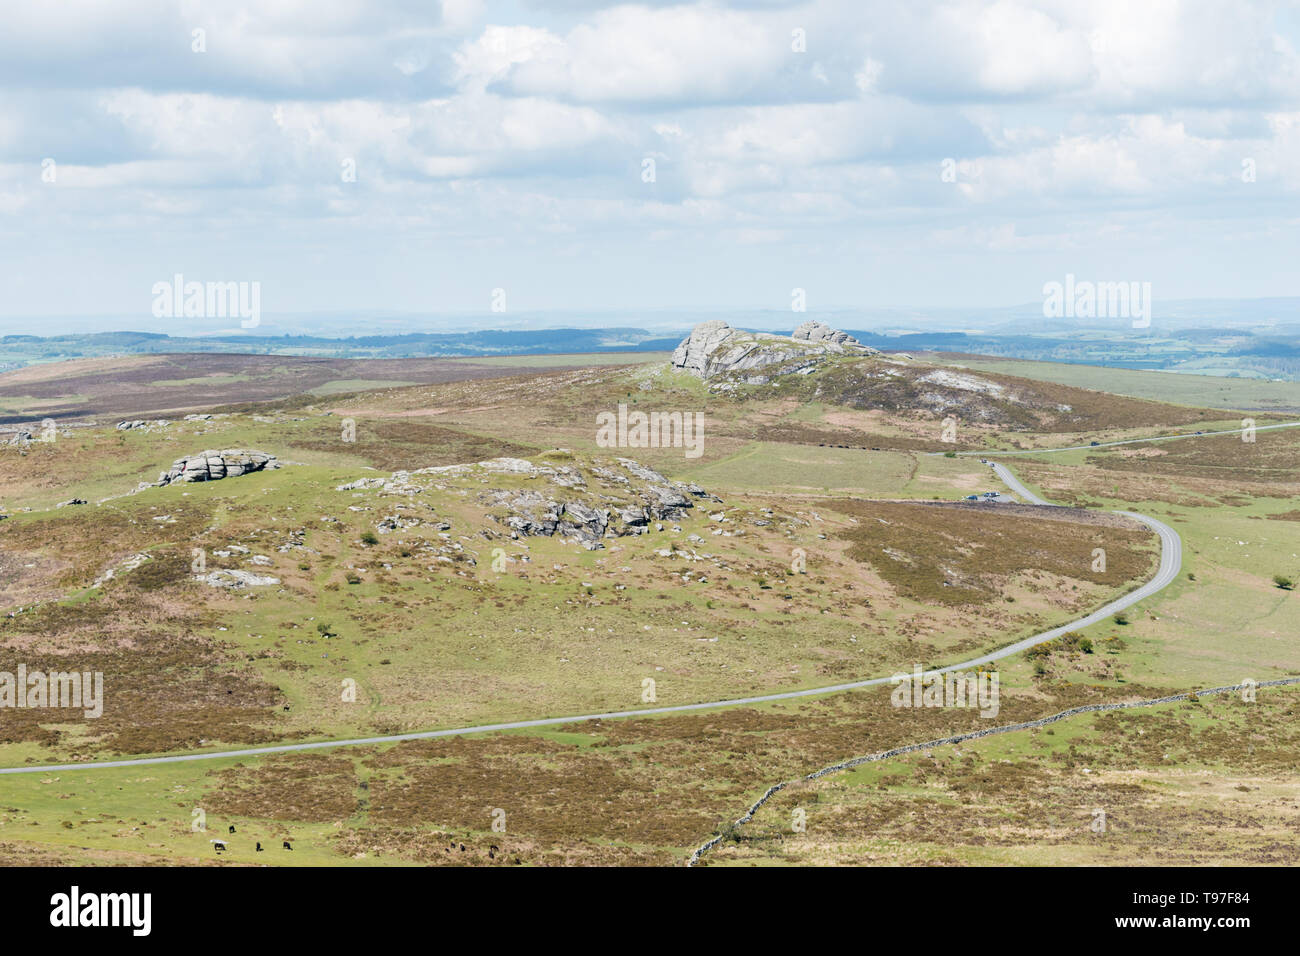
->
<box><xmin>228</xmin><ymin>825</ymin><xmax>236</xmax><ymax>834</ymax></box>
<box><xmin>256</xmin><ymin>842</ymin><xmax>263</xmax><ymax>852</ymax></box>
<box><xmin>459</xmin><ymin>843</ymin><xmax>465</xmax><ymax>852</ymax></box>
<box><xmin>213</xmin><ymin>841</ymin><xmax>226</xmax><ymax>851</ymax></box>
<box><xmin>283</xmin><ymin>841</ymin><xmax>293</xmax><ymax>850</ymax></box>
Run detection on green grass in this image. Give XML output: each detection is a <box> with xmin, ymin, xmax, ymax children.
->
<box><xmin>942</xmin><ymin>357</ymin><xmax>1300</xmax><ymax>412</ymax></box>
<box><xmin>308</xmin><ymin>379</ymin><xmax>419</xmax><ymax>396</ymax></box>
<box><xmin>149</xmin><ymin>374</ymin><xmax>252</xmax><ymax>388</ymax></box>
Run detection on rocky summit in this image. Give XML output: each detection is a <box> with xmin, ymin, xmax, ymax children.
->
<box><xmin>157</xmin><ymin>449</ymin><xmax>280</xmax><ymax>485</ymax></box>
<box><xmin>671</xmin><ymin>319</ymin><xmax>876</xmax><ymax>383</ymax></box>
<box><xmin>792</xmin><ymin>319</ymin><xmax>863</xmax><ymax>346</ymax></box>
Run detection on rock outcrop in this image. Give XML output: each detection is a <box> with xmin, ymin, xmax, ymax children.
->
<box><xmin>793</xmin><ymin>319</ymin><xmax>863</xmax><ymax>346</ymax></box>
<box><xmin>158</xmin><ymin>449</ymin><xmax>280</xmax><ymax>485</ymax></box>
<box><xmin>481</xmin><ymin>457</ymin><xmax>718</xmax><ymax>549</ymax></box>
<box><xmin>671</xmin><ymin>319</ymin><xmax>875</xmax><ymax>383</ymax></box>
<box><xmin>335</xmin><ymin>454</ymin><xmax>721</xmax><ymax>551</ymax></box>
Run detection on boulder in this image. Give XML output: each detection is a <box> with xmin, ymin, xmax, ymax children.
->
<box><xmin>158</xmin><ymin>449</ymin><xmax>280</xmax><ymax>486</ymax></box>
<box><xmin>792</xmin><ymin>319</ymin><xmax>862</xmax><ymax>346</ymax></box>
<box><xmin>670</xmin><ymin>319</ymin><xmax>741</xmax><ymax>377</ymax></box>
<box><xmin>199</xmin><ymin>569</ymin><xmax>280</xmax><ymax>589</ymax></box>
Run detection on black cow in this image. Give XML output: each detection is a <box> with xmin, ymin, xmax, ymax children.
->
<box><xmin>283</xmin><ymin>841</ymin><xmax>293</xmax><ymax>850</ymax></box>
<box><xmin>228</xmin><ymin>825</ymin><xmax>236</xmax><ymax>834</ymax></box>
<box><xmin>256</xmin><ymin>842</ymin><xmax>263</xmax><ymax>852</ymax></box>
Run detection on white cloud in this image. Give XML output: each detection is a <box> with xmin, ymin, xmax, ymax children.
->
<box><xmin>3</xmin><ymin>0</ymin><xmax>1300</xmax><ymax>315</ymax></box>
<box><xmin>457</xmin><ymin>5</ymin><xmax>792</xmax><ymax>103</ymax></box>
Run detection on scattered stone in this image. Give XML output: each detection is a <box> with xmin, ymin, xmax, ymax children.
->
<box><xmin>92</xmin><ymin>552</ymin><xmax>150</xmax><ymax>588</ymax></box>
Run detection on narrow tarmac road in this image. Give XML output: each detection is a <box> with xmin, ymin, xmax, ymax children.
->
<box><xmin>0</xmin><ymin>461</ymin><xmax>1180</xmax><ymax>775</ymax></box>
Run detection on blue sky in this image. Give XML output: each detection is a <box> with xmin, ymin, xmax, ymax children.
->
<box><xmin>2</xmin><ymin>0</ymin><xmax>1299</xmax><ymax>334</ymax></box>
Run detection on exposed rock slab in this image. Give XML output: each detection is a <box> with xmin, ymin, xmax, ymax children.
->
<box><xmin>158</xmin><ymin>449</ymin><xmax>280</xmax><ymax>485</ymax></box>
<box><xmin>199</xmin><ymin>569</ymin><xmax>280</xmax><ymax>589</ymax></box>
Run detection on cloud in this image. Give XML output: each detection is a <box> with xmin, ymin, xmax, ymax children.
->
<box><xmin>0</xmin><ymin>0</ymin><xmax>482</xmax><ymax>98</ymax></box>
<box><xmin>455</xmin><ymin>5</ymin><xmax>841</xmax><ymax>105</ymax></box>
<box><xmin>3</xmin><ymin>0</ymin><xmax>1300</xmax><ymax>316</ymax></box>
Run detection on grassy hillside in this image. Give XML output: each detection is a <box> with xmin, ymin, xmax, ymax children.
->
<box><xmin>0</xmin><ymin>349</ymin><xmax>1295</xmax><ymax>866</ymax></box>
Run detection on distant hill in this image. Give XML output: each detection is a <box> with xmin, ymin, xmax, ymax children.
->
<box><xmin>0</xmin><ymin>328</ymin><xmax>685</xmax><ymax>365</ymax></box>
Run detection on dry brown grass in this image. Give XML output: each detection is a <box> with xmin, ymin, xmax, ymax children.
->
<box><xmin>177</xmin><ymin>678</ymin><xmax>1179</xmax><ymax>866</ymax></box>
<box><xmin>287</xmin><ymin>419</ymin><xmax>536</xmax><ymax>471</ymax></box>
<box><xmin>832</xmin><ymin>500</ymin><xmax>1154</xmax><ymax>605</ymax></box>
<box><xmin>706</xmin><ymin>690</ymin><xmax>1300</xmax><ymax>866</ymax></box>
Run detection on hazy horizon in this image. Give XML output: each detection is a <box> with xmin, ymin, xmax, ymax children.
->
<box><xmin>4</xmin><ymin>295</ymin><xmax>1300</xmax><ymax>340</ymax></box>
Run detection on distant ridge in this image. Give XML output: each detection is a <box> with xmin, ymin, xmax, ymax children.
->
<box><xmin>0</xmin><ymin>328</ymin><xmax>686</xmax><ymax>362</ymax></box>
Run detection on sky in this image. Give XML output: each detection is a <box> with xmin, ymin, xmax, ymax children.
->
<box><xmin>2</xmin><ymin>0</ymin><xmax>1299</xmax><ymax>334</ymax></box>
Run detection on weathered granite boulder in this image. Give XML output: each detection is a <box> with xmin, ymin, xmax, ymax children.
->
<box><xmin>670</xmin><ymin>319</ymin><xmax>742</xmax><ymax>377</ymax></box>
<box><xmin>670</xmin><ymin>320</ymin><xmax>875</xmax><ymax>382</ymax></box>
<box><xmin>793</xmin><ymin>319</ymin><xmax>862</xmax><ymax>346</ymax></box>
<box><xmin>199</xmin><ymin>569</ymin><xmax>280</xmax><ymax>589</ymax></box>
<box><xmin>158</xmin><ymin>449</ymin><xmax>280</xmax><ymax>485</ymax></box>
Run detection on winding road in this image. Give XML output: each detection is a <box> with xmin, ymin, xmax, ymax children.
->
<box><xmin>0</xmin><ymin>460</ymin><xmax>1181</xmax><ymax>776</ymax></box>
